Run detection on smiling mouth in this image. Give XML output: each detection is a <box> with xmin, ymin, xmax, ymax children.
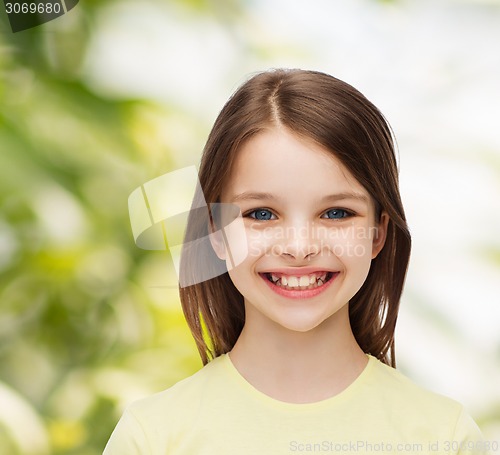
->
<box><xmin>261</xmin><ymin>272</ymin><xmax>335</xmax><ymax>291</ymax></box>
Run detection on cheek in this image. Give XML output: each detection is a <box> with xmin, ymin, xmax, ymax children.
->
<box><xmin>322</xmin><ymin>224</ymin><xmax>373</xmax><ymax>258</ymax></box>
<box><xmin>216</xmin><ymin>214</ymin><xmax>250</xmax><ymax>269</ymax></box>
<box><xmin>226</xmin><ymin>225</ymin><xmax>278</xmax><ymax>261</ymax></box>
<box><xmin>226</xmin><ymin>262</ymin><xmax>257</xmax><ymax>302</ymax></box>
<box><xmin>247</xmin><ymin>226</ymin><xmax>280</xmax><ymax>256</ymax></box>
<box><xmin>337</xmin><ymin>241</ymin><xmax>373</xmax><ymax>273</ymax></box>
<box><xmin>333</xmin><ymin>229</ymin><xmax>374</xmax><ymax>288</ymax></box>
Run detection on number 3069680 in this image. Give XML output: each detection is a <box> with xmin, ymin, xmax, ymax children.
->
<box><xmin>5</xmin><ymin>3</ymin><xmax>62</xmax><ymax>14</ymax></box>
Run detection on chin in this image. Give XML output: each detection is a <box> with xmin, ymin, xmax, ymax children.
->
<box><xmin>270</xmin><ymin>307</ymin><xmax>345</xmax><ymax>334</ymax></box>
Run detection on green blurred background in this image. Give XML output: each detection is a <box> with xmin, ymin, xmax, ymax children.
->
<box><xmin>1</xmin><ymin>0</ymin><xmax>499</xmax><ymax>454</ymax></box>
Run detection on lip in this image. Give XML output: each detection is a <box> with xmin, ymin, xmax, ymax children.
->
<box><xmin>258</xmin><ymin>266</ymin><xmax>338</xmax><ymax>276</ymax></box>
<box><xmin>259</xmin><ymin>270</ymin><xmax>339</xmax><ymax>300</ymax></box>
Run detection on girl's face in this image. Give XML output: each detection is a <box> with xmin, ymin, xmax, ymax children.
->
<box><xmin>215</xmin><ymin>127</ymin><xmax>388</xmax><ymax>334</ymax></box>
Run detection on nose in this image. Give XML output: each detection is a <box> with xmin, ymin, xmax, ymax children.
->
<box><xmin>280</xmin><ymin>220</ymin><xmax>320</xmax><ymax>261</ymax></box>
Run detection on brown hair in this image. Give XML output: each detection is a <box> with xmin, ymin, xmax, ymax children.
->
<box><xmin>179</xmin><ymin>69</ymin><xmax>411</xmax><ymax>367</ymax></box>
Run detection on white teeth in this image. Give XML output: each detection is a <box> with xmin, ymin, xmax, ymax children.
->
<box><xmin>266</xmin><ymin>272</ymin><xmax>332</xmax><ymax>290</ymax></box>
<box><xmin>299</xmin><ymin>276</ymin><xmax>309</xmax><ymax>287</ymax></box>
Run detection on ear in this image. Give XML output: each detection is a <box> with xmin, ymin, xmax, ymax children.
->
<box><xmin>372</xmin><ymin>211</ymin><xmax>389</xmax><ymax>259</ymax></box>
<box><xmin>208</xmin><ymin>219</ymin><xmax>227</xmax><ymax>260</ymax></box>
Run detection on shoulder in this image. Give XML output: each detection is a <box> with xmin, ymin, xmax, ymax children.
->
<box><xmin>365</xmin><ymin>356</ymin><xmax>484</xmax><ymax>443</ymax></box>
<box><xmin>103</xmin><ymin>355</ymin><xmax>228</xmax><ymax>454</ymax></box>
<box><xmin>367</xmin><ymin>356</ymin><xmax>463</xmax><ymax>414</ymax></box>
<box><xmin>125</xmin><ymin>354</ymin><xmax>226</xmax><ymax>426</ymax></box>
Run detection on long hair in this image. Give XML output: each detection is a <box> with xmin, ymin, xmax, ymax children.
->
<box><xmin>179</xmin><ymin>69</ymin><xmax>411</xmax><ymax>367</ymax></box>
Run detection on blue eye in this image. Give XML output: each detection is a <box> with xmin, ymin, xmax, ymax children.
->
<box><xmin>322</xmin><ymin>209</ymin><xmax>351</xmax><ymax>219</ymax></box>
<box><xmin>247</xmin><ymin>209</ymin><xmax>275</xmax><ymax>221</ymax></box>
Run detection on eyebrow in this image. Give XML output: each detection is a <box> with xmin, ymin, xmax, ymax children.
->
<box><xmin>230</xmin><ymin>191</ymin><xmax>369</xmax><ymax>204</ymax></box>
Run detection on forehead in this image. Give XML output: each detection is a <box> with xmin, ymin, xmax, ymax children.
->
<box><xmin>221</xmin><ymin>128</ymin><xmax>370</xmax><ymax>202</ymax></box>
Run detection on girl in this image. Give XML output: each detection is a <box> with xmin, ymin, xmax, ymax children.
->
<box><xmin>104</xmin><ymin>69</ymin><xmax>486</xmax><ymax>454</ymax></box>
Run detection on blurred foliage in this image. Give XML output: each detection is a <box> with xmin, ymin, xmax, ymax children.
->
<box><xmin>0</xmin><ymin>1</ymin><xmax>217</xmax><ymax>454</ymax></box>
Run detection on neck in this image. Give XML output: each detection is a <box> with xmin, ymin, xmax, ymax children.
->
<box><xmin>228</xmin><ymin>304</ymin><xmax>368</xmax><ymax>404</ymax></box>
